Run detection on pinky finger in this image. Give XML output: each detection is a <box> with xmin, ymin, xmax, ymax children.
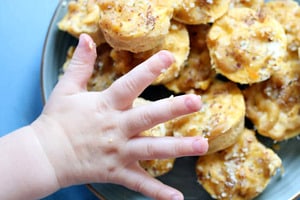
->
<box><xmin>113</xmin><ymin>165</ymin><xmax>184</xmax><ymax>200</ymax></box>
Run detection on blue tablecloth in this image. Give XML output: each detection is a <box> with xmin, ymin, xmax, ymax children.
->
<box><xmin>0</xmin><ymin>0</ymin><xmax>98</xmax><ymax>199</ymax></box>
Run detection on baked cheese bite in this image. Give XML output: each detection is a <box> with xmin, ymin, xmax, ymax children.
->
<box><xmin>139</xmin><ymin>157</ymin><xmax>175</xmax><ymax>177</ymax></box>
<box><xmin>243</xmin><ymin>53</ymin><xmax>300</xmax><ymax>141</ymax></box>
<box><xmin>171</xmin><ymin>80</ymin><xmax>245</xmax><ymax>154</ymax></box>
<box><xmin>196</xmin><ymin>128</ymin><xmax>282</xmax><ymax>200</ymax></box>
<box><xmin>98</xmin><ymin>0</ymin><xmax>173</xmax><ymax>53</ymax></box>
<box><xmin>173</xmin><ymin>0</ymin><xmax>231</xmax><ymax>25</ymax></box>
<box><xmin>110</xmin><ymin>21</ymin><xmax>190</xmax><ymax>85</ymax></box>
<box><xmin>230</xmin><ymin>0</ymin><xmax>264</xmax><ymax>10</ymax></box>
<box><xmin>263</xmin><ymin>0</ymin><xmax>300</xmax><ymax>54</ymax></box>
<box><xmin>136</xmin><ymin>21</ymin><xmax>190</xmax><ymax>85</ymax></box>
<box><xmin>134</xmin><ymin>98</ymin><xmax>175</xmax><ymax>177</ymax></box>
<box><xmin>58</xmin><ymin>0</ymin><xmax>106</xmax><ymax>46</ymax></box>
<box><xmin>165</xmin><ymin>24</ymin><xmax>215</xmax><ymax>93</ymax></box>
<box><xmin>207</xmin><ymin>7</ymin><xmax>287</xmax><ymax>84</ymax></box>
<box><xmin>165</xmin><ymin>47</ymin><xmax>215</xmax><ymax>93</ymax></box>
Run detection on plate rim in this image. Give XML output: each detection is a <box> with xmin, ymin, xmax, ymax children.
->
<box><xmin>41</xmin><ymin>0</ymin><xmax>68</xmax><ymax>103</ymax></box>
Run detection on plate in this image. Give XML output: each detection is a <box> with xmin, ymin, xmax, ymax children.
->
<box><xmin>41</xmin><ymin>0</ymin><xmax>300</xmax><ymax>199</ymax></box>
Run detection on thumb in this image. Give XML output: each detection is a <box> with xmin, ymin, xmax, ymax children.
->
<box><xmin>55</xmin><ymin>33</ymin><xmax>97</xmax><ymax>95</ymax></box>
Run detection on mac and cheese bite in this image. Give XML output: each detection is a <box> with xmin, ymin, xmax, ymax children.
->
<box><xmin>196</xmin><ymin>128</ymin><xmax>282</xmax><ymax>200</ymax></box>
<box><xmin>207</xmin><ymin>7</ymin><xmax>287</xmax><ymax>84</ymax></box>
<box><xmin>263</xmin><ymin>0</ymin><xmax>300</xmax><ymax>53</ymax></box>
<box><xmin>58</xmin><ymin>0</ymin><xmax>106</xmax><ymax>46</ymax></box>
<box><xmin>97</xmin><ymin>0</ymin><xmax>173</xmax><ymax>53</ymax></box>
<box><xmin>171</xmin><ymin>80</ymin><xmax>245</xmax><ymax>154</ymax></box>
<box><xmin>244</xmin><ymin>53</ymin><xmax>300</xmax><ymax>141</ymax></box>
<box><xmin>173</xmin><ymin>0</ymin><xmax>231</xmax><ymax>24</ymax></box>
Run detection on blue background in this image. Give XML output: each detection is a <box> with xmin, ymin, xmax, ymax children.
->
<box><xmin>0</xmin><ymin>0</ymin><xmax>98</xmax><ymax>199</ymax></box>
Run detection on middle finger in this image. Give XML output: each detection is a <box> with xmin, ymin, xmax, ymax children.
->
<box><xmin>120</xmin><ymin>94</ymin><xmax>201</xmax><ymax>137</ymax></box>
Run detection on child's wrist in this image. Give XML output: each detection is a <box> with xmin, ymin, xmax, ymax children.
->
<box><xmin>31</xmin><ymin>114</ymin><xmax>78</xmax><ymax>188</ymax></box>
<box><xmin>0</xmin><ymin>124</ymin><xmax>60</xmax><ymax>199</ymax></box>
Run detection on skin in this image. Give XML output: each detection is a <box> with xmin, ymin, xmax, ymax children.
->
<box><xmin>0</xmin><ymin>34</ymin><xmax>208</xmax><ymax>200</ymax></box>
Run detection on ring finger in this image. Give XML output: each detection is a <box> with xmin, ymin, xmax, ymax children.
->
<box><xmin>126</xmin><ymin>136</ymin><xmax>208</xmax><ymax>161</ymax></box>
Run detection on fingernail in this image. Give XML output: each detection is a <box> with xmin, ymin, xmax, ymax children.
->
<box><xmin>157</xmin><ymin>50</ymin><xmax>175</xmax><ymax>68</ymax></box>
<box><xmin>192</xmin><ymin>137</ymin><xmax>208</xmax><ymax>154</ymax></box>
<box><xmin>79</xmin><ymin>34</ymin><xmax>96</xmax><ymax>51</ymax></box>
<box><xmin>171</xmin><ymin>194</ymin><xmax>182</xmax><ymax>200</ymax></box>
<box><xmin>184</xmin><ymin>94</ymin><xmax>201</xmax><ymax>111</ymax></box>
<box><xmin>88</xmin><ymin>40</ymin><xmax>96</xmax><ymax>50</ymax></box>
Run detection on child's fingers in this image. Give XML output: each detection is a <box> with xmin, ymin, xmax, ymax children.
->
<box><xmin>105</xmin><ymin>50</ymin><xmax>174</xmax><ymax>110</ymax></box>
<box><xmin>55</xmin><ymin>34</ymin><xmax>97</xmax><ymax>95</ymax></box>
<box><xmin>121</xmin><ymin>94</ymin><xmax>201</xmax><ymax>137</ymax></box>
<box><xmin>113</xmin><ymin>165</ymin><xmax>184</xmax><ymax>200</ymax></box>
<box><xmin>126</xmin><ymin>136</ymin><xmax>208</xmax><ymax>160</ymax></box>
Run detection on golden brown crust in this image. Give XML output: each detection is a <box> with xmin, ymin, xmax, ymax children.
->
<box><xmin>243</xmin><ymin>53</ymin><xmax>300</xmax><ymax>141</ymax></box>
<box><xmin>171</xmin><ymin>80</ymin><xmax>245</xmax><ymax>154</ymax></box>
<box><xmin>263</xmin><ymin>0</ymin><xmax>300</xmax><ymax>53</ymax></box>
<box><xmin>173</xmin><ymin>0</ymin><xmax>231</xmax><ymax>25</ymax></box>
<box><xmin>139</xmin><ymin>158</ymin><xmax>175</xmax><ymax>177</ymax></box>
<box><xmin>58</xmin><ymin>0</ymin><xmax>106</xmax><ymax>46</ymax></box>
<box><xmin>109</xmin><ymin>49</ymin><xmax>135</xmax><ymax>75</ymax></box>
<box><xmin>196</xmin><ymin>129</ymin><xmax>282</xmax><ymax>200</ymax></box>
<box><xmin>136</xmin><ymin>21</ymin><xmax>190</xmax><ymax>85</ymax></box>
<box><xmin>110</xmin><ymin>21</ymin><xmax>190</xmax><ymax>85</ymax></box>
<box><xmin>207</xmin><ymin>7</ymin><xmax>287</xmax><ymax>84</ymax></box>
<box><xmin>165</xmin><ymin>24</ymin><xmax>216</xmax><ymax>93</ymax></box>
<box><xmin>98</xmin><ymin>0</ymin><xmax>173</xmax><ymax>53</ymax></box>
<box><xmin>231</xmin><ymin>0</ymin><xmax>264</xmax><ymax>10</ymax></box>
<box><xmin>165</xmin><ymin>48</ymin><xmax>215</xmax><ymax>93</ymax></box>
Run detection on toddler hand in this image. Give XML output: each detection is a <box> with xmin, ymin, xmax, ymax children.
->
<box><xmin>32</xmin><ymin>34</ymin><xmax>208</xmax><ymax>200</ymax></box>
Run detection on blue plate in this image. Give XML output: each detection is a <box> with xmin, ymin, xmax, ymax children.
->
<box><xmin>41</xmin><ymin>0</ymin><xmax>300</xmax><ymax>199</ymax></box>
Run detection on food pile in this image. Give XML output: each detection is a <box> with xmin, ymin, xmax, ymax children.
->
<box><xmin>58</xmin><ymin>0</ymin><xmax>300</xmax><ymax>199</ymax></box>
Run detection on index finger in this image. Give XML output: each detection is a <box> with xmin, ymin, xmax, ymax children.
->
<box><xmin>105</xmin><ymin>50</ymin><xmax>174</xmax><ymax>110</ymax></box>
